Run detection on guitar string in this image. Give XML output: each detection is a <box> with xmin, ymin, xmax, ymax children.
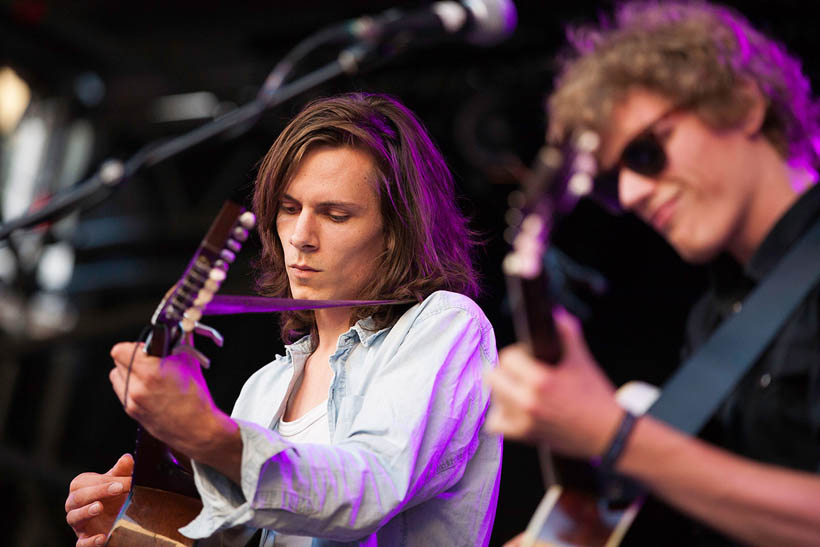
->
<box><xmin>122</xmin><ymin>325</ymin><xmax>152</xmax><ymax>409</ymax></box>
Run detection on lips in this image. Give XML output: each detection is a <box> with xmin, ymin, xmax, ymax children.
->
<box><xmin>290</xmin><ymin>264</ymin><xmax>319</xmax><ymax>272</ymax></box>
<box><xmin>648</xmin><ymin>197</ymin><xmax>678</xmax><ymax>232</ymax></box>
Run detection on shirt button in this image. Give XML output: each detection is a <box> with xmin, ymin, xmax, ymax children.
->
<box><xmin>759</xmin><ymin>373</ymin><xmax>771</xmax><ymax>388</ymax></box>
<box><xmin>731</xmin><ymin>301</ymin><xmax>743</xmax><ymax>313</ymax></box>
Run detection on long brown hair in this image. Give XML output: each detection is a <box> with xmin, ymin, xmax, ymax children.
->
<box><xmin>253</xmin><ymin>92</ymin><xmax>480</xmax><ymax>343</ymax></box>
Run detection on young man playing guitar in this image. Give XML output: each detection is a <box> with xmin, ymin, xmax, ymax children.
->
<box><xmin>485</xmin><ymin>2</ymin><xmax>820</xmax><ymax>545</ymax></box>
<box><xmin>65</xmin><ymin>93</ymin><xmax>501</xmax><ymax>546</ymax></box>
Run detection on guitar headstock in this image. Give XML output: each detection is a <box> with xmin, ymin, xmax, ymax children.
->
<box><xmin>503</xmin><ymin>130</ymin><xmax>601</xmax><ymax>280</ymax></box>
<box><xmin>502</xmin><ymin>130</ymin><xmax>600</xmax><ymax>363</ymax></box>
<box><xmin>146</xmin><ymin>201</ymin><xmax>256</xmax><ymax>357</ymax></box>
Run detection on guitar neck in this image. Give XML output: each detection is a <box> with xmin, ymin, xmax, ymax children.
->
<box><xmin>503</xmin><ymin>137</ymin><xmax>600</xmax><ymax>365</ymax></box>
<box><xmin>131</xmin><ymin>199</ymin><xmax>251</xmax><ymax>496</ymax></box>
<box><xmin>131</xmin><ymin>323</ymin><xmax>199</xmax><ymax>498</ymax></box>
<box><xmin>507</xmin><ymin>269</ymin><xmax>562</xmax><ymax>364</ymax></box>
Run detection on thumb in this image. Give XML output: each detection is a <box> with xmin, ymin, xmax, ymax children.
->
<box><xmin>106</xmin><ymin>453</ymin><xmax>134</xmax><ymax>477</ymax></box>
<box><xmin>552</xmin><ymin>308</ymin><xmax>593</xmax><ymax>363</ymax></box>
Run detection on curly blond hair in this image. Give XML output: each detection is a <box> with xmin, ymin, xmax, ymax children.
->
<box><xmin>548</xmin><ymin>1</ymin><xmax>819</xmax><ymax>166</ymax></box>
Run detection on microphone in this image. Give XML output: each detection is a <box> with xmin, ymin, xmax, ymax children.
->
<box><xmin>257</xmin><ymin>0</ymin><xmax>516</xmax><ymax>100</ymax></box>
<box><xmin>347</xmin><ymin>0</ymin><xmax>517</xmax><ymax>47</ymax></box>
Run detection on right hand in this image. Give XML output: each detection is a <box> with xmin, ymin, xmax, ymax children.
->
<box><xmin>65</xmin><ymin>453</ymin><xmax>133</xmax><ymax>547</ymax></box>
<box><xmin>484</xmin><ymin>311</ymin><xmax>622</xmax><ymax>459</ymax></box>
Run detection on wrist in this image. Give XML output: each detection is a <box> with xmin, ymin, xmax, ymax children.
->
<box><xmin>191</xmin><ymin>411</ymin><xmax>242</xmax><ymax>469</ymax></box>
<box><xmin>593</xmin><ymin>409</ymin><xmax>640</xmax><ymax>474</ymax></box>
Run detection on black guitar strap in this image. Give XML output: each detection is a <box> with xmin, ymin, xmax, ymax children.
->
<box><xmin>647</xmin><ymin>215</ymin><xmax>820</xmax><ymax>435</ymax></box>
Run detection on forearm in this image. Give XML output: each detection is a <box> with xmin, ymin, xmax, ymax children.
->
<box><xmin>184</xmin><ymin>410</ymin><xmax>243</xmax><ymax>486</ymax></box>
<box><xmin>189</xmin><ymin>420</ymin><xmax>414</xmax><ymax>541</ymax></box>
<box><xmin>618</xmin><ymin>417</ymin><xmax>820</xmax><ymax>546</ymax></box>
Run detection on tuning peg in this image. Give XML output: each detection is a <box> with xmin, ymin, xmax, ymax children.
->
<box><xmin>204</xmin><ymin>278</ymin><xmax>220</xmax><ymax>293</ymax></box>
<box><xmin>194</xmin><ymin>289</ymin><xmax>214</xmax><ymax>307</ymax></box>
<box><xmin>505</xmin><ymin>208</ymin><xmax>523</xmax><ymax>228</ymax></box>
<box><xmin>214</xmin><ymin>259</ymin><xmax>229</xmax><ymax>272</ymax></box>
<box><xmin>226</xmin><ymin>239</ymin><xmax>241</xmax><ymax>253</ymax></box>
<box><xmin>521</xmin><ymin>214</ymin><xmax>545</xmax><ymax>235</ymax></box>
<box><xmin>220</xmin><ymin>249</ymin><xmax>236</xmax><ymax>263</ymax></box>
<box><xmin>507</xmin><ymin>190</ymin><xmax>525</xmax><ymax>209</ymax></box>
<box><xmin>209</xmin><ymin>268</ymin><xmax>226</xmax><ymax>282</ymax></box>
<box><xmin>232</xmin><ymin>226</ymin><xmax>248</xmax><ymax>242</ymax></box>
<box><xmin>239</xmin><ymin>211</ymin><xmax>256</xmax><ymax>229</ymax></box>
<box><xmin>568</xmin><ymin>171</ymin><xmax>593</xmax><ymax>196</ymax></box>
<box><xmin>184</xmin><ymin>307</ymin><xmax>203</xmax><ymax>323</ymax></box>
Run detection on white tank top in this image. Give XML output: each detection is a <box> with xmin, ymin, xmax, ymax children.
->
<box><xmin>270</xmin><ymin>400</ymin><xmax>330</xmax><ymax>546</ymax></box>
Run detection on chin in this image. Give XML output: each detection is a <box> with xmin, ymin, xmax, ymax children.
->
<box><xmin>289</xmin><ymin>287</ymin><xmax>319</xmax><ymax>300</ymax></box>
<box><xmin>673</xmin><ymin>242</ymin><xmax>723</xmax><ymax>264</ymax></box>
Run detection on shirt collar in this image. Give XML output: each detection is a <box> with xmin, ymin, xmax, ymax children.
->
<box><xmin>347</xmin><ymin>316</ymin><xmax>390</xmax><ymax>348</ymax></box>
<box><xmin>285</xmin><ymin>335</ymin><xmax>313</xmax><ymax>360</ymax></box>
<box><xmin>284</xmin><ymin>316</ymin><xmax>391</xmax><ymax>357</ymax></box>
<box><xmin>746</xmin><ymin>183</ymin><xmax>820</xmax><ymax>281</ymax></box>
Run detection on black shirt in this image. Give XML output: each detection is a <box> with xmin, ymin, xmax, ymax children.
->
<box><xmin>626</xmin><ymin>183</ymin><xmax>820</xmax><ymax>545</ymax></box>
<box><xmin>688</xmin><ymin>182</ymin><xmax>820</xmax><ymax>471</ymax></box>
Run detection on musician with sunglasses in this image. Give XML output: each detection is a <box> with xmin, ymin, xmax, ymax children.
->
<box><xmin>485</xmin><ymin>1</ymin><xmax>820</xmax><ymax>545</ymax></box>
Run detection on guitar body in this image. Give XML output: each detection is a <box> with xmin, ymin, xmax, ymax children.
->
<box><xmin>107</xmin><ymin>486</ymin><xmax>201</xmax><ymax>546</ymax></box>
<box><xmin>104</xmin><ymin>201</ymin><xmax>255</xmax><ymax>546</ymax></box>
<box><xmin>107</xmin><ymin>428</ymin><xmax>202</xmax><ymax>546</ymax></box>
<box><xmin>521</xmin><ymin>382</ymin><xmax>660</xmax><ymax>547</ymax></box>
<box><xmin>525</xmin><ymin>485</ymin><xmax>641</xmax><ymax>547</ymax></box>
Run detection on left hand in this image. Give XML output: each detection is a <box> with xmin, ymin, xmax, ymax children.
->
<box><xmin>484</xmin><ymin>310</ymin><xmax>624</xmax><ymax>459</ymax></box>
<box><xmin>109</xmin><ymin>342</ymin><xmax>226</xmax><ymax>457</ymax></box>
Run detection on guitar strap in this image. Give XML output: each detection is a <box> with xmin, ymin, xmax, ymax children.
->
<box><xmin>647</xmin><ymin>215</ymin><xmax>820</xmax><ymax>435</ymax></box>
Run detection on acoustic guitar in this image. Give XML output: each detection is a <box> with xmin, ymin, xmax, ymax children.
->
<box><xmin>502</xmin><ymin>133</ymin><xmax>659</xmax><ymax>546</ymax></box>
<box><xmin>105</xmin><ymin>200</ymin><xmax>256</xmax><ymax>546</ymax></box>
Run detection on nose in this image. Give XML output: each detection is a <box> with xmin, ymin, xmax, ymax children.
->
<box><xmin>618</xmin><ymin>169</ymin><xmax>656</xmax><ymax>212</ymax></box>
<box><xmin>288</xmin><ymin>210</ymin><xmax>318</xmax><ymax>251</ymax></box>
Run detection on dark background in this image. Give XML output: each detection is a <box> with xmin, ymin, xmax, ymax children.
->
<box><xmin>0</xmin><ymin>1</ymin><xmax>814</xmax><ymax>544</ymax></box>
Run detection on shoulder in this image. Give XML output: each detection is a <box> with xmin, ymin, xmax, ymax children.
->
<box><xmin>386</xmin><ymin>290</ymin><xmax>497</xmax><ymax>362</ymax></box>
<box><xmin>414</xmin><ymin>290</ymin><xmax>489</xmax><ymax>321</ymax></box>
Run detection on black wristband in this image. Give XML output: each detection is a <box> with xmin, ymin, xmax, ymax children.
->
<box><xmin>595</xmin><ymin>410</ymin><xmax>639</xmax><ymax>473</ymax></box>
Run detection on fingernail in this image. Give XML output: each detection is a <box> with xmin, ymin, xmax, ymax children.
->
<box><xmin>95</xmin><ymin>536</ymin><xmax>105</xmax><ymax>546</ymax></box>
<box><xmin>108</xmin><ymin>482</ymin><xmax>123</xmax><ymax>495</ymax></box>
<box><xmin>89</xmin><ymin>502</ymin><xmax>102</xmax><ymax>515</ymax></box>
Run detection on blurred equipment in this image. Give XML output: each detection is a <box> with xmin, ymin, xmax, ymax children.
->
<box><xmin>342</xmin><ymin>0</ymin><xmax>517</xmax><ymax>46</ymax></box>
<box><xmin>0</xmin><ymin>70</ymin><xmax>99</xmax><ymax>339</ymax></box>
<box><xmin>0</xmin><ymin>66</ymin><xmax>31</xmax><ymax>135</ymax></box>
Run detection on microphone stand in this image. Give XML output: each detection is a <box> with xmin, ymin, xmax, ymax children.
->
<box><xmin>0</xmin><ymin>40</ymin><xmax>375</xmax><ymax>242</ymax></box>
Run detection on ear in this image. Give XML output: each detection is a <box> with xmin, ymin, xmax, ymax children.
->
<box><xmin>737</xmin><ymin>78</ymin><xmax>768</xmax><ymax>137</ymax></box>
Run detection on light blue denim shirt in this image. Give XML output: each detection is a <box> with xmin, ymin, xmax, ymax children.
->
<box><xmin>181</xmin><ymin>290</ymin><xmax>502</xmax><ymax>546</ymax></box>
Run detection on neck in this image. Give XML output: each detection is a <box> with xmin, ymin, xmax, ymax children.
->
<box><xmin>313</xmin><ymin>307</ymin><xmax>354</xmax><ymax>353</ymax></box>
<box><xmin>729</xmin><ymin>145</ymin><xmax>801</xmax><ymax>265</ymax></box>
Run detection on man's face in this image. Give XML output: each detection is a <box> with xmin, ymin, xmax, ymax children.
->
<box><xmin>600</xmin><ymin>89</ymin><xmax>763</xmax><ymax>263</ymax></box>
<box><xmin>276</xmin><ymin>145</ymin><xmax>385</xmax><ymax>301</ymax></box>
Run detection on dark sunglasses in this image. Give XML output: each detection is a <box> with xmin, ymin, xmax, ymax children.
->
<box><xmin>593</xmin><ymin>108</ymin><xmax>679</xmax><ymax>208</ymax></box>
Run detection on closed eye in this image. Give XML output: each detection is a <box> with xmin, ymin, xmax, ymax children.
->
<box><xmin>278</xmin><ymin>203</ymin><xmax>299</xmax><ymax>215</ymax></box>
<box><xmin>319</xmin><ymin>205</ymin><xmax>353</xmax><ymax>223</ymax></box>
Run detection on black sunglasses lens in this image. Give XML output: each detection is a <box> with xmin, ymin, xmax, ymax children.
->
<box><xmin>622</xmin><ymin>133</ymin><xmax>666</xmax><ymax>176</ymax></box>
